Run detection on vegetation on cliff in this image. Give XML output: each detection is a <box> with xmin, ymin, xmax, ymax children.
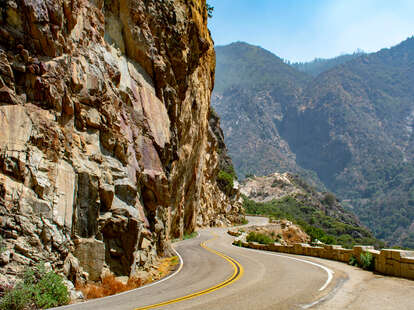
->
<box><xmin>0</xmin><ymin>263</ymin><xmax>69</xmax><ymax>310</ymax></box>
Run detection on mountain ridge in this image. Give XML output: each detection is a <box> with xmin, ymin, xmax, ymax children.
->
<box><xmin>290</xmin><ymin>50</ymin><xmax>365</xmax><ymax>77</ymax></box>
<box><xmin>214</xmin><ymin>37</ymin><xmax>414</xmax><ymax>247</ymax></box>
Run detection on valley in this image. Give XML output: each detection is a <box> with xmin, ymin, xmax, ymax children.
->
<box><xmin>213</xmin><ymin>39</ymin><xmax>414</xmax><ymax>247</ymax></box>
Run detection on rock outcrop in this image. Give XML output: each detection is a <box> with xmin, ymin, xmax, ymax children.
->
<box><xmin>0</xmin><ymin>0</ymin><xmax>243</xmax><ymax>287</ymax></box>
<box><xmin>241</xmin><ymin>172</ymin><xmax>365</xmax><ymax>228</ymax></box>
<box><xmin>240</xmin><ymin>172</ymin><xmax>377</xmax><ymax>246</ymax></box>
<box><xmin>230</xmin><ymin>221</ymin><xmax>311</xmax><ymax>246</ymax></box>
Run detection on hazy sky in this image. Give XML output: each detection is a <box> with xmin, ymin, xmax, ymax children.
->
<box><xmin>208</xmin><ymin>0</ymin><xmax>414</xmax><ymax>62</ymax></box>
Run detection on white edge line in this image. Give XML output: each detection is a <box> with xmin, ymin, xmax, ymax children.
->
<box><xmin>53</xmin><ymin>232</ymin><xmax>202</xmax><ymax>309</ymax></box>
<box><xmin>301</xmin><ymin>278</ymin><xmax>345</xmax><ymax>309</ymax></box>
<box><xmin>130</xmin><ymin>231</ymin><xmax>200</xmax><ymax>291</ymax></box>
<box><xmin>236</xmin><ymin>246</ymin><xmax>334</xmax><ymax>291</ymax></box>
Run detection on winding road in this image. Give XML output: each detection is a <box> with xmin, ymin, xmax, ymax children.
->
<box><xmin>58</xmin><ymin>216</ymin><xmax>414</xmax><ymax>310</ymax></box>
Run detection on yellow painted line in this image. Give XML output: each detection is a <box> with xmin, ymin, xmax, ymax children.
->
<box><xmin>134</xmin><ymin>233</ymin><xmax>244</xmax><ymax>310</ymax></box>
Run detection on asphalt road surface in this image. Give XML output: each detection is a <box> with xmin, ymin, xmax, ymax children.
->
<box><xmin>57</xmin><ymin>216</ymin><xmax>414</xmax><ymax>310</ymax></box>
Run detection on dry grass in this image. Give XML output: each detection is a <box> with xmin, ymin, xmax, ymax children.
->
<box><xmin>77</xmin><ymin>275</ymin><xmax>146</xmax><ymax>300</ymax></box>
<box><xmin>77</xmin><ymin>256</ymin><xmax>180</xmax><ymax>300</ymax></box>
<box><xmin>156</xmin><ymin>256</ymin><xmax>179</xmax><ymax>278</ymax></box>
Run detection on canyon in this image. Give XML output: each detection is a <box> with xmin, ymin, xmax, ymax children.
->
<box><xmin>213</xmin><ymin>40</ymin><xmax>414</xmax><ymax>247</ymax></box>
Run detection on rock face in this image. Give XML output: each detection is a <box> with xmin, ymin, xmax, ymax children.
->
<box><xmin>232</xmin><ymin>221</ymin><xmax>311</xmax><ymax>246</ymax></box>
<box><xmin>0</xmin><ymin>0</ymin><xmax>243</xmax><ymax>285</ymax></box>
<box><xmin>241</xmin><ymin>172</ymin><xmax>304</xmax><ymax>203</ymax></box>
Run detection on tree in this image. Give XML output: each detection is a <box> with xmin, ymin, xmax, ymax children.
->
<box><xmin>206</xmin><ymin>3</ymin><xmax>214</xmax><ymax>18</ymax></box>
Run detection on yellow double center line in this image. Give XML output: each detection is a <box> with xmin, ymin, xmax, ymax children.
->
<box><xmin>135</xmin><ymin>234</ymin><xmax>244</xmax><ymax>310</ymax></box>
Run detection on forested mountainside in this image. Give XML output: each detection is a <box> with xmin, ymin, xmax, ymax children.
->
<box><xmin>213</xmin><ymin>37</ymin><xmax>414</xmax><ymax>247</ymax></box>
<box><xmin>0</xmin><ymin>0</ymin><xmax>243</xmax><ymax>290</ymax></box>
<box><xmin>290</xmin><ymin>51</ymin><xmax>364</xmax><ymax>76</ymax></box>
<box><xmin>212</xmin><ymin>42</ymin><xmax>325</xmax><ymax>190</ymax></box>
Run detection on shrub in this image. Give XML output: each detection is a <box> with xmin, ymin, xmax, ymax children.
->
<box><xmin>349</xmin><ymin>255</ymin><xmax>359</xmax><ymax>267</ymax></box>
<box><xmin>0</xmin><ymin>263</ymin><xmax>69</xmax><ymax>310</ymax></box>
<box><xmin>360</xmin><ymin>251</ymin><xmax>374</xmax><ymax>270</ymax></box>
<box><xmin>217</xmin><ymin>170</ymin><xmax>234</xmax><ymax>195</ymax></box>
<box><xmin>0</xmin><ymin>284</ymin><xmax>32</xmax><ymax>310</ymax></box>
<box><xmin>183</xmin><ymin>232</ymin><xmax>197</xmax><ymax>240</ymax></box>
<box><xmin>78</xmin><ymin>274</ymin><xmax>145</xmax><ymax>300</ymax></box>
<box><xmin>78</xmin><ymin>256</ymin><xmax>178</xmax><ymax>300</ymax></box>
<box><xmin>246</xmin><ymin>232</ymin><xmax>274</xmax><ymax>245</ymax></box>
<box><xmin>322</xmin><ymin>192</ymin><xmax>336</xmax><ymax>206</ymax></box>
<box><xmin>271</xmin><ymin>178</ymin><xmax>284</xmax><ymax>188</ymax></box>
<box><xmin>206</xmin><ymin>3</ymin><xmax>214</xmax><ymax>18</ymax></box>
<box><xmin>233</xmin><ymin>240</ymin><xmax>243</xmax><ymax>247</ymax></box>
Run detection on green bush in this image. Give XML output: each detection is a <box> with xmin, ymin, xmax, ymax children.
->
<box><xmin>0</xmin><ymin>263</ymin><xmax>69</xmax><ymax>310</ymax></box>
<box><xmin>217</xmin><ymin>170</ymin><xmax>234</xmax><ymax>195</ymax></box>
<box><xmin>322</xmin><ymin>192</ymin><xmax>336</xmax><ymax>206</ymax></box>
<box><xmin>360</xmin><ymin>251</ymin><xmax>374</xmax><ymax>270</ymax></box>
<box><xmin>233</xmin><ymin>240</ymin><xmax>243</xmax><ymax>247</ymax></box>
<box><xmin>183</xmin><ymin>232</ymin><xmax>198</xmax><ymax>240</ymax></box>
<box><xmin>206</xmin><ymin>3</ymin><xmax>214</xmax><ymax>18</ymax></box>
<box><xmin>349</xmin><ymin>255</ymin><xmax>359</xmax><ymax>267</ymax></box>
<box><xmin>240</xmin><ymin>218</ymin><xmax>248</xmax><ymax>225</ymax></box>
<box><xmin>246</xmin><ymin>232</ymin><xmax>274</xmax><ymax>245</ymax></box>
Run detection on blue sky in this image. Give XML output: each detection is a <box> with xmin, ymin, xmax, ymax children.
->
<box><xmin>208</xmin><ymin>0</ymin><xmax>414</xmax><ymax>62</ymax></box>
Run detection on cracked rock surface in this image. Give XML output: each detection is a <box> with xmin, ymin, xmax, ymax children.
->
<box><xmin>0</xmin><ymin>0</ymin><xmax>243</xmax><ymax>288</ymax></box>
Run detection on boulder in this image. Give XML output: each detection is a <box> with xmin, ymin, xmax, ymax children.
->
<box><xmin>0</xmin><ymin>250</ymin><xmax>10</xmax><ymax>265</ymax></box>
<box><xmin>74</xmin><ymin>238</ymin><xmax>105</xmax><ymax>281</ymax></box>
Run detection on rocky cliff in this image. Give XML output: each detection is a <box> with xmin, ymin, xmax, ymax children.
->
<box><xmin>0</xmin><ymin>0</ymin><xmax>243</xmax><ymax>286</ymax></box>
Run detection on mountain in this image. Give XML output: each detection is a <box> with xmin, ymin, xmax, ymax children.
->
<box><xmin>290</xmin><ymin>51</ymin><xmax>365</xmax><ymax>77</ymax></box>
<box><xmin>212</xmin><ymin>42</ymin><xmax>325</xmax><ymax>190</ymax></box>
<box><xmin>214</xmin><ymin>42</ymin><xmax>310</xmax><ymax>93</ymax></box>
<box><xmin>214</xmin><ymin>38</ymin><xmax>414</xmax><ymax>247</ymax></box>
<box><xmin>285</xmin><ymin>37</ymin><xmax>414</xmax><ymax>247</ymax></box>
<box><xmin>0</xmin><ymin>0</ymin><xmax>243</xmax><ymax>291</ymax></box>
<box><xmin>241</xmin><ymin>172</ymin><xmax>379</xmax><ymax>248</ymax></box>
